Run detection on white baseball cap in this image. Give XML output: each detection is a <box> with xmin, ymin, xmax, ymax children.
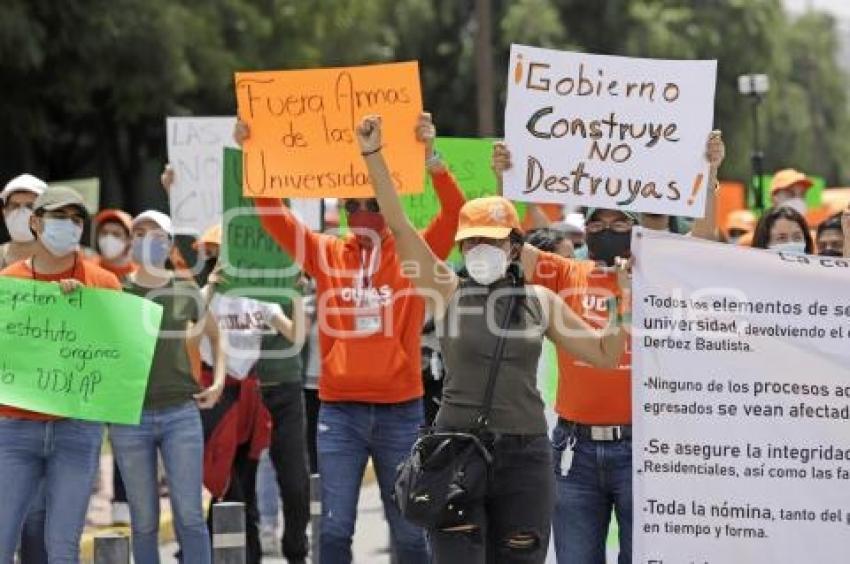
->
<box><xmin>132</xmin><ymin>210</ymin><xmax>173</xmax><ymax>237</ymax></box>
<box><xmin>1</xmin><ymin>173</ymin><xmax>47</xmax><ymax>205</ymax></box>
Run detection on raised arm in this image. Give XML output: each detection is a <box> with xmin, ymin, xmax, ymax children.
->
<box><xmin>356</xmin><ymin>115</ymin><xmax>458</xmax><ymax>315</ymax></box>
<box><xmin>417</xmin><ymin>113</ymin><xmax>466</xmax><ymax>260</ymax></box>
<box><xmin>691</xmin><ymin>131</ymin><xmax>725</xmax><ymax>241</ymax></box>
<box><xmin>540</xmin><ymin>259</ymin><xmax>630</xmax><ymax>368</ymax></box>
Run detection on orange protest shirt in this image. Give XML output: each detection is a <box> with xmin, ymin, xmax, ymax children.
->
<box><xmin>256</xmin><ymin>169</ymin><xmax>464</xmax><ymax>403</ymax></box>
<box><xmin>531</xmin><ymin>251</ymin><xmax>632</xmax><ymax>425</ymax></box>
<box><xmin>0</xmin><ymin>254</ymin><xmax>122</xmax><ymax>421</ymax></box>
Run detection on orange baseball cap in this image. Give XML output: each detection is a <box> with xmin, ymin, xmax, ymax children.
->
<box><xmin>193</xmin><ymin>223</ymin><xmax>222</xmax><ymax>250</ymax></box>
<box><xmin>725</xmin><ymin>209</ymin><xmax>756</xmax><ymax>234</ymax></box>
<box><xmin>770</xmin><ymin>169</ymin><xmax>813</xmax><ymax>195</ymax></box>
<box><xmin>94</xmin><ymin>209</ymin><xmax>133</xmax><ymax>233</ymax></box>
<box><xmin>455</xmin><ymin>196</ymin><xmax>522</xmax><ymax>242</ymax></box>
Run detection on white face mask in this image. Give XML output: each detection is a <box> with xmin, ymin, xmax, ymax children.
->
<box><xmin>780</xmin><ymin>197</ymin><xmax>807</xmax><ymax>215</ymax></box>
<box><xmin>769</xmin><ymin>241</ymin><xmax>806</xmax><ymax>255</ymax></box>
<box><xmin>4</xmin><ymin>208</ymin><xmax>35</xmax><ymax>242</ymax></box>
<box><xmin>464</xmin><ymin>243</ymin><xmax>508</xmax><ymax>286</ymax></box>
<box><xmin>40</xmin><ymin>218</ymin><xmax>83</xmax><ymax>257</ymax></box>
<box><xmin>98</xmin><ymin>234</ymin><xmax>127</xmax><ymax>260</ymax></box>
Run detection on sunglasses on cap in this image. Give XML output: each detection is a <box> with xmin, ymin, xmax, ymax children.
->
<box><xmin>344</xmin><ymin>199</ymin><xmax>380</xmax><ymax>214</ymax></box>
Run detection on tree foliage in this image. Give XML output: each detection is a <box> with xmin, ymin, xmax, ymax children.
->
<box><xmin>1</xmin><ymin>0</ymin><xmax>848</xmax><ymax>213</ymax></box>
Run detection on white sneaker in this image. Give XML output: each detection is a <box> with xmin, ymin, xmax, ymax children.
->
<box><xmin>111</xmin><ymin>502</ymin><xmax>131</xmax><ymax>525</ymax></box>
<box><xmin>260</xmin><ymin>525</ymin><xmax>280</xmax><ymax>556</ymax></box>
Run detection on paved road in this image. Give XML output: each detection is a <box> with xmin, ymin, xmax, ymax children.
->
<box><xmin>160</xmin><ymin>481</ymin><xmax>392</xmax><ymax>563</ymax></box>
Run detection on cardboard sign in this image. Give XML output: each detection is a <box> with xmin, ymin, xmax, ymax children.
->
<box><xmin>0</xmin><ymin>277</ymin><xmax>161</xmax><ymax>424</ymax></box>
<box><xmin>166</xmin><ymin>116</ymin><xmax>238</xmax><ymax>236</ymax></box>
<box><xmin>504</xmin><ymin>45</ymin><xmax>716</xmax><ymax>217</ymax></box>
<box><xmin>235</xmin><ymin>62</ymin><xmax>425</xmax><ymax>199</ymax></box>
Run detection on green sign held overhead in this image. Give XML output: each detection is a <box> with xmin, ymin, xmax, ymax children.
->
<box><xmin>0</xmin><ymin>277</ymin><xmax>161</xmax><ymax>424</ymax></box>
<box><xmin>401</xmin><ymin>137</ymin><xmax>526</xmax><ymax>262</ymax></box>
<box><xmin>220</xmin><ymin>147</ymin><xmax>301</xmax><ymax>306</ymax></box>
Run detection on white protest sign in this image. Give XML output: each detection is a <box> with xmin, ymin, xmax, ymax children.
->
<box><xmin>504</xmin><ymin>45</ymin><xmax>716</xmax><ymax>217</ymax></box>
<box><xmin>166</xmin><ymin>116</ymin><xmax>237</xmax><ymax>236</ymax></box>
<box><xmin>632</xmin><ymin>228</ymin><xmax>850</xmax><ymax>563</ymax></box>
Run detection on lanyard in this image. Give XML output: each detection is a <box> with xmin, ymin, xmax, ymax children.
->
<box><xmin>356</xmin><ymin>247</ymin><xmax>380</xmax><ymax>307</ymax></box>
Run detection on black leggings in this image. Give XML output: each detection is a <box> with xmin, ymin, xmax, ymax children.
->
<box><xmin>428</xmin><ymin>434</ymin><xmax>554</xmax><ymax>564</ymax></box>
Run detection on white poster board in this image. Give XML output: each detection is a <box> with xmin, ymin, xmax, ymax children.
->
<box><xmin>633</xmin><ymin>228</ymin><xmax>850</xmax><ymax>563</ymax></box>
<box><xmin>166</xmin><ymin>116</ymin><xmax>237</xmax><ymax>236</ymax></box>
<box><xmin>504</xmin><ymin>45</ymin><xmax>716</xmax><ymax>217</ymax></box>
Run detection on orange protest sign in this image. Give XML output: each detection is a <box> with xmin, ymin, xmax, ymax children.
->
<box><xmin>235</xmin><ymin>62</ymin><xmax>425</xmax><ymax>199</ymax></box>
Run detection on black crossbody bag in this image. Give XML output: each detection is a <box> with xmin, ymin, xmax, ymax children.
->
<box><xmin>393</xmin><ymin>290</ymin><xmax>517</xmax><ymax>529</ymax></box>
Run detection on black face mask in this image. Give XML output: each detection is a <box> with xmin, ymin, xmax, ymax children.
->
<box><xmin>586</xmin><ymin>230</ymin><xmax>631</xmax><ymax>266</ymax></box>
<box><xmin>819</xmin><ymin>249</ymin><xmax>842</xmax><ymax>258</ymax></box>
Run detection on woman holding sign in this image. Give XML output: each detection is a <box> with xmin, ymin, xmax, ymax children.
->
<box><xmin>109</xmin><ymin>210</ymin><xmax>225</xmax><ymax>564</ymax></box>
<box><xmin>355</xmin><ymin>114</ymin><xmax>630</xmax><ymax>563</ymax></box>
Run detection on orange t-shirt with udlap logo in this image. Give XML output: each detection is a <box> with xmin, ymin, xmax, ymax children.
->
<box><xmin>531</xmin><ymin>251</ymin><xmax>632</xmax><ymax>425</ymax></box>
<box><xmin>0</xmin><ymin>254</ymin><xmax>122</xmax><ymax>421</ymax></box>
<box><xmin>255</xmin><ymin>169</ymin><xmax>465</xmax><ymax>404</ymax></box>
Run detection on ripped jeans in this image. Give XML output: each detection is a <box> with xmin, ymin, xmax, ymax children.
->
<box><xmin>428</xmin><ymin>434</ymin><xmax>554</xmax><ymax>563</ymax></box>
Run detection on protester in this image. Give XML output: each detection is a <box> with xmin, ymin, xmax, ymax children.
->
<box><xmin>92</xmin><ymin>208</ymin><xmax>137</xmax><ymax>281</ymax></box>
<box><xmin>493</xmin><ymin>131</ymin><xmax>724</xmax><ymax>564</ymax></box>
<box><xmin>357</xmin><ymin>114</ymin><xmax>629</xmax><ymax>562</ymax></box>
<box><xmin>0</xmin><ymin>186</ymin><xmax>121</xmax><ymax>563</ymax></box>
<box><xmin>236</xmin><ymin>111</ymin><xmax>464</xmax><ymax>564</ymax></box>
<box><xmin>723</xmin><ymin>209</ymin><xmax>757</xmax><ymax>244</ymax></box>
<box><xmin>750</xmin><ymin>206</ymin><xmax>814</xmax><ymax>255</ymax></box>
<box><xmin>109</xmin><ymin>210</ymin><xmax>224</xmax><ymax>564</ymax></box>
<box><xmin>190</xmin><ymin>222</ymin><xmax>307</xmax><ymax>564</ymax></box>
<box><xmin>769</xmin><ymin>168</ymin><xmax>812</xmax><ymax>214</ymax></box>
<box><xmin>815</xmin><ymin>213</ymin><xmax>843</xmax><ymax>257</ymax></box>
<box><xmin>0</xmin><ymin>173</ymin><xmax>47</xmax><ymax>268</ymax></box>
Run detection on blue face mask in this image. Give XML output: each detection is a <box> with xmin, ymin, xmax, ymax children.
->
<box><xmin>769</xmin><ymin>241</ymin><xmax>806</xmax><ymax>255</ymax></box>
<box><xmin>132</xmin><ymin>235</ymin><xmax>171</xmax><ymax>267</ymax></box>
<box><xmin>41</xmin><ymin>218</ymin><xmax>83</xmax><ymax>257</ymax></box>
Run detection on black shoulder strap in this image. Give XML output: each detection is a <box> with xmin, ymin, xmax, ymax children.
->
<box><xmin>475</xmin><ymin>288</ymin><xmax>518</xmax><ymax>430</ymax></box>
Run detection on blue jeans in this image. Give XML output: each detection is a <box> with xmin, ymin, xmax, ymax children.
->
<box><xmin>551</xmin><ymin>421</ymin><xmax>632</xmax><ymax>564</ymax></box>
<box><xmin>20</xmin><ymin>481</ymin><xmax>48</xmax><ymax>563</ymax></box>
<box><xmin>317</xmin><ymin>400</ymin><xmax>429</xmax><ymax>564</ymax></box>
<box><xmin>0</xmin><ymin>417</ymin><xmax>103</xmax><ymax>563</ymax></box>
<box><xmin>256</xmin><ymin>449</ymin><xmax>280</xmax><ymax>529</ymax></box>
<box><xmin>110</xmin><ymin>402</ymin><xmax>211</xmax><ymax>564</ymax></box>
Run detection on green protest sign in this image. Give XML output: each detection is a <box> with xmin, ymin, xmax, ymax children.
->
<box><xmin>220</xmin><ymin>147</ymin><xmax>300</xmax><ymax>306</ymax></box>
<box><xmin>400</xmin><ymin>137</ymin><xmax>526</xmax><ymax>262</ymax></box>
<box><xmin>0</xmin><ymin>277</ymin><xmax>161</xmax><ymax>424</ymax></box>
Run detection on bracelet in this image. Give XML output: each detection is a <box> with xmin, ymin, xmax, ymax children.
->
<box><xmin>361</xmin><ymin>146</ymin><xmax>382</xmax><ymax>157</ymax></box>
<box><xmin>426</xmin><ymin>150</ymin><xmax>442</xmax><ymax>168</ymax></box>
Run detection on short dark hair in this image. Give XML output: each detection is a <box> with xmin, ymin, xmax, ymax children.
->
<box><xmin>751</xmin><ymin>206</ymin><xmax>814</xmax><ymax>253</ymax></box>
<box><xmin>816</xmin><ymin>213</ymin><xmax>842</xmax><ymax>239</ymax></box>
<box><xmin>524</xmin><ymin>227</ymin><xmax>566</xmax><ymax>253</ymax></box>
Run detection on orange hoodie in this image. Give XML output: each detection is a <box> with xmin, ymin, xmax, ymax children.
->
<box><xmin>255</xmin><ymin>169</ymin><xmax>464</xmax><ymax>403</ymax></box>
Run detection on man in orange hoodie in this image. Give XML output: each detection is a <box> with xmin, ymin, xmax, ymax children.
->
<box><xmin>236</xmin><ymin>112</ymin><xmax>463</xmax><ymax>564</ymax></box>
